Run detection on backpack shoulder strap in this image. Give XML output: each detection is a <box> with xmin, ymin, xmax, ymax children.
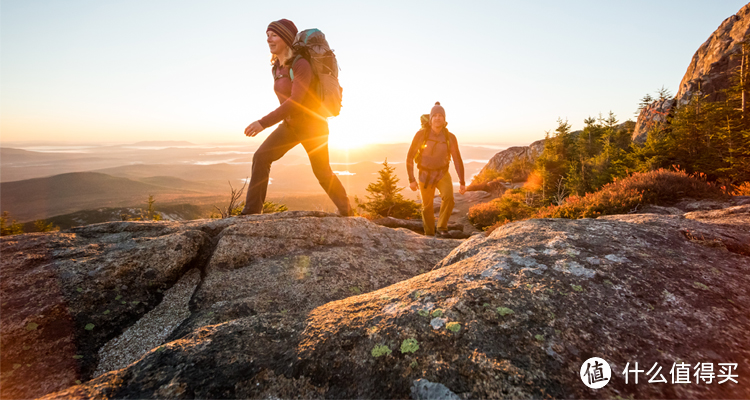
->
<box><xmin>288</xmin><ymin>54</ymin><xmax>304</xmax><ymax>82</ymax></box>
<box><xmin>420</xmin><ymin>128</ymin><xmax>430</xmax><ymax>150</ymax></box>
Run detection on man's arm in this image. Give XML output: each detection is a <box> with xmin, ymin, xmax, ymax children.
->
<box><xmin>449</xmin><ymin>133</ymin><xmax>466</xmax><ymax>194</ymax></box>
<box><xmin>406</xmin><ymin>130</ymin><xmax>424</xmax><ymax>188</ymax></box>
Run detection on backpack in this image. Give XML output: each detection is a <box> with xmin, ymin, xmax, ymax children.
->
<box><xmin>287</xmin><ymin>28</ymin><xmax>343</xmax><ymax>118</ymax></box>
<box><xmin>414</xmin><ymin>114</ymin><xmax>451</xmax><ymax>170</ymax></box>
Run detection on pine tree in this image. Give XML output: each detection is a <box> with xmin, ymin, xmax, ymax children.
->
<box><xmin>636</xmin><ymin>93</ymin><xmax>655</xmax><ymax>116</ymax></box>
<box><xmin>34</xmin><ymin>219</ymin><xmax>58</xmax><ymax>232</ymax></box>
<box><xmin>1</xmin><ymin>212</ymin><xmax>24</xmax><ymax>236</ymax></box>
<box><xmin>357</xmin><ymin>159</ymin><xmax>420</xmax><ymax>219</ymax></box>
<box><xmin>535</xmin><ymin>119</ymin><xmax>573</xmax><ymax>204</ymax></box>
<box><xmin>656</xmin><ymin>86</ymin><xmax>673</xmax><ymax>101</ymax></box>
<box><xmin>143</xmin><ymin>195</ymin><xmax>162</xmax><ymax>221</ymax></box>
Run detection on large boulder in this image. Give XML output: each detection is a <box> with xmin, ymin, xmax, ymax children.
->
<box><xmin>677</xmin><ymin>3</ymin><xmax>750</xmax><ymax>105</ymax></box>
<box><xmin>631</xmin><ymin>98</ymin><xmax>676</xmax><ymax>143</ymax></box>
<box><xmin>0</xmin><ymin>221</ymin><xmax>214</xmax><ymax>399</ymax></box>
<box><xmin>475</xmin><ymin>139</ymin><xmax>546</xmax><ymax>180</ymax></box>
<box><xmin>42</xmin><ymin>206</ymin><xmax>750</xmax><ymax>399</ymax></box>
<box><xmin>1</xmin><ymin>211</ymin><xmax>461</xmax><ymax>399</ymax></box>
<box><xmin>176</xmin><ymin>213</ymin><xmax>461</xmax><ymax>337</ymax></box>
<box><xmin>634</xmin><ymin>4</ymin><xmax>750</xmax><ymax>143</ymax></box>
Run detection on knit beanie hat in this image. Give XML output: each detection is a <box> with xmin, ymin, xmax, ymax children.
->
<box><xmin>430</xmin><ymin>101</ymin><xmax>446</xmax><ymax>120</ymax></box>
<box><xmin>267</xmin><ymin>19</ymin><xmax>298</xmax><ymax>47</ymax></box>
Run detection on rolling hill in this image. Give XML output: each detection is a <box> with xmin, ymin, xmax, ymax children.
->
<box><xmin>0</xmin><ymin>172</ymin><xmax>216</xmax><ymax>221</ymax></box>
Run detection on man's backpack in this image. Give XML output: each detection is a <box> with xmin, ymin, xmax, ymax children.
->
<box><xmin>288</xmin><ymin>28</ymin><xmax>343</xmax><ymax>118</ymax></box>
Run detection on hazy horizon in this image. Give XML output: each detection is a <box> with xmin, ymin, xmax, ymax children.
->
<box><xmin>0</xmin><ymin>138</ymin><xmax>523</xmax><ymax>151</ymax></box>
<box><xmin>0</xmin><ymin>140</ymin><xmax>499</xmax><ymax>221</ymax></box>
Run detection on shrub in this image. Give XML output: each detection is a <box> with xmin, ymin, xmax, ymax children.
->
<box><xmin>214</xmin><ymin>180</ymin><xmax>247</xmax><ymax>218</ymax></box>
<box><xmin>470</xmin><ymin>157</ymin><xmax>534</xmax><ymax>187</ymax></box>
<box><xmin>467</xmin><ymin>189</ymin><xmax>536</xmax><ymax>229</ymax></box>
<box><xmin>535</xmin><ymin>168</ymin><xmax>727</xmax><ymax>220</ymax></box>
<box><xmin>34</xmin><ymin>220</ymin><xmax>59</xmax><ymax>233</ymax></box>
<box><xmin>484</xmin><ymin>168</ymin><xmax>728</xmax><ymax>235</ymax></box>
<box><xmin>262</xmin><ymin>201</ymin><xmax>288</xmax><ymax>214</ymax></box>
<box><xmin>469</xmin><ymin>168</ymin><xmax>503</xmax><ymax>188</ymax></box>
<box><xmin>732</xmin><ymin>181</ymin><xmax>750</xmax><ymax>196</ymax></box>
<box><xmin>1</xmin><ymin>212</ymin><xmax>24</xmax><ymax>236</ymax></box>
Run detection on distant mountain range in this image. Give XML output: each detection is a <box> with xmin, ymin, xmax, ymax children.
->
<box><xmin>0</xmin><ymin>141</ymin><xmax>504</xmax><ymax>222</ymax></box>
<box><xmin>0</xmin><ymin>172</ymin><xmax>220</xmax><ymax>221</ymax></box>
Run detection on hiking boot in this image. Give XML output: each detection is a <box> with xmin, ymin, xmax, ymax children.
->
<box><xmin>338</xmin><ymin>204</ymin><xmax>354</xmax><ymax>217</ymax></box>
<box><xmin>436</xmin><ymin>230</ymin><xmax>452</xmax><ymax>238</ymax></box>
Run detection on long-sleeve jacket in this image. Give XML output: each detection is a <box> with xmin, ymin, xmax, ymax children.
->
<box><xmin>259</xmin><ymin>57</ymin><xmax>320</xmax><ymax>129</ymax></box>
<box><xmin>406</xmin><ymin>128</ymin><xmax>465</xmax><ymax>186</ymax></box>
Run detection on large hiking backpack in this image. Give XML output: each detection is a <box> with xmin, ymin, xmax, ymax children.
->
<box><xmin>288</xmin><ymin>28</ymin><xmax>343</xmax><ymax>118</ymax></box>
<box><xmin>414</xmin><ymin>114</ymin><xmax>451</xmax><ymax>169</ymax></box>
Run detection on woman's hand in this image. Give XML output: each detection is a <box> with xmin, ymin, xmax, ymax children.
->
<box><xmin>459</xmin><ymin>184</ymin><xmax>466</xmax><ymax>195</ymax></box>
<box><xmin>244</xmin><ymin>121</ymin><xmax>264</xmax><ymax>137</ymax></box>
<box><xmin>410</xmin><ymin>181</ymin><xmax>418</xmax><ymax>191</ymax></box>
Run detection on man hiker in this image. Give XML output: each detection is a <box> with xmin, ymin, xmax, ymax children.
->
<box><xmin>406</xmin><ymin>102</ymin><xmax>466</xmax><ymax>237</ymax></box>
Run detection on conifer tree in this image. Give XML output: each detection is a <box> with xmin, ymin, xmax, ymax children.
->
<box><xmin>1</xmin><ymin>212</ymin><xmax>24</xmax><ymax>236</ymax></box>
<box><xmin>636</xmin><ymin>93</ymin><xmax>655</xmax><ymax>116</ymax></box>
<box><xmin>535</xmin><ymin>119</ymin><xmax>573</xmax><ymax>204</ymax></box>
<box><xmin>358</xmin><ymin>159</ymin><xmax>420</xmax><ymax>219</ymax></box>
<box><xmin>656</xmin><ymin>86</ymin><xmax>673</xmax><ymax>101</ymax></box>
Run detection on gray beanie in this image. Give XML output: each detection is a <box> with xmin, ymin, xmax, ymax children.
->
<box><xmin>430</xmin><ymin>101</ymin><xmax>445</xmax><ymax>120</ymax></box>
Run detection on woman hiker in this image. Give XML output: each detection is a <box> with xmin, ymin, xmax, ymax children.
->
<box><xmin>242</xmin><ymin>19</ymin><xmax>352</xmax><ymax>216</ymax></box>
<box><xmin>406</xmin><ymin>102</ymin><xmax>466</xmax><ymax>237</ymax></box>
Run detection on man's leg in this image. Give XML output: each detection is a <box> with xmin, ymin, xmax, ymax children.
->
<box><xmin>418</xmin><ymin>181</ymin><xmax>437</xmax><ymax>236</ymax></box>
<box><xmin>435</xmin><ymin>172</ymin><xmax>455</xmax><ymax>232</ymax></box>
<box><xmin>300</xmin><ymin>130</ymin><xmax>352</xmax><ymax>216</ymax></box>
<box><xmin>242</xmin><ymin>123</ymin><xmax>299</xmax><ymax>215</ymax></box>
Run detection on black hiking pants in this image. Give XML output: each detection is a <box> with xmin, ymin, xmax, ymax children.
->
<box><xmin>242</xmin><ymin>120</ymin><xmax>351</xmax><ymax>215</ymax></box>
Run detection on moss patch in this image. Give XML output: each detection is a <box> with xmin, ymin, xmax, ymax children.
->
<box><xmin>400</xmin><ymin>338</ymin><xmax>419</xmax><ymax>354</ymax></box>
<box><xmin>371</xmin><ymin>344</ymin><xmax>392</xmax><ymax>358</ymax></box>
<box><xmin>496</xmin><ymin>307</ymin><xmax>514</xmax><ymax>316</ymax></box>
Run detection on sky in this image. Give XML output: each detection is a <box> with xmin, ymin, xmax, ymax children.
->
<box><xmin>2</xmin><ymin>0</ymin><xmax>749</xmax><ymax>149</ymax></box>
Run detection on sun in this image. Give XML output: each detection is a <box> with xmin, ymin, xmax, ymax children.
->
<box><xmin>328</xmin><ymin>134</ymin><xmax>370</xmax><ymax>150</ymax></box>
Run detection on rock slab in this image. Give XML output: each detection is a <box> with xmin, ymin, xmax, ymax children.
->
<box><xmin>1</xmin><ymin>212</ymin><xmax>462</xmax><ymax>399</ymax></box>
<box><xmin>40</xmin><ymin>206</ymin><xmax>750</xmax><ymax>399</ymax></box>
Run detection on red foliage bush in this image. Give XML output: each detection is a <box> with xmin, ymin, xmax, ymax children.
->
<box><xmin>732</xmin><ymin>181</ymin><xmax>750</xmax><ymax>196</ymax></box>
<box><xmin>535</xmin><ymin>169</ymin><xmax>727</xmax><ymax>219</ymax></box>
<box><xmin>483</xmin><ymin>169</ymin><xmax>728</xmax><ymax>235</ymax></box>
